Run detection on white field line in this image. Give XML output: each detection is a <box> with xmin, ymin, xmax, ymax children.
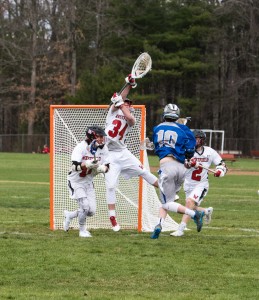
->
<box><xmin>1</xmin><ymin>226</ymin><xmax>259</xmax><ymax>237</ymax></box>
<box><xmin>0</xmin><ymin>180</ymin><xmax>49</xmax><ymax>185</ymax></box>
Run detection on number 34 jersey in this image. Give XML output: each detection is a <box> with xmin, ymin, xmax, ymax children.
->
<box><xmin>105</xmin><ymin>107</ymin><xmax>133</xmax><ymax>151</ymax></box>
<box><xmin>184</xmin><ymin>146</ymin><xmax>222</xmax><ymax>190</ymax></box>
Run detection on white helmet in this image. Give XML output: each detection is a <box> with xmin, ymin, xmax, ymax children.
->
<box><xmin>163</xmin><ymin>104</ymin><xmax>180</xmax><ymax>121</ymax></box>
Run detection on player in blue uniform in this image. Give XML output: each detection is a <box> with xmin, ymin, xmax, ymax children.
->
<box><xmin>151</xmin><ymin>104</ymin><xmax>204</xmax><ymax>239</ymax></box>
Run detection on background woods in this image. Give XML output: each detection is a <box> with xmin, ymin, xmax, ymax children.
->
<box><xmin>0</xmin><ymin>0</ymin><xmax>259</xmax><ymax>154</ymax></box>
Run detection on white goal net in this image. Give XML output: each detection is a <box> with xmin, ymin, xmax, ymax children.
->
<box><xmin>50</xmin><ymin>105</ymin><xmax>178</xmax><ymax>232</ymax></box>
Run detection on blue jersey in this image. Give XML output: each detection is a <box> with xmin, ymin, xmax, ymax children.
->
<box><xmin>153</xmin><ymin>121</ymin><xmax>196</xmax><ymax>163</ymax></box>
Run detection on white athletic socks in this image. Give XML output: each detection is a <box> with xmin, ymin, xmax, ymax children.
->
<box><xmin>185</xmin><ymin>208</ymin><xmax>195</xmax><ymax>218</ymax></box>
<box><xmin>178</xmin><ymin>222</ymin><xmax>187</xmax><ymax>232</ymax></box>
<box><xmin>109</xmin><ymin>210</ymin><xmax>116</xmax><ymax>217</ymax></box>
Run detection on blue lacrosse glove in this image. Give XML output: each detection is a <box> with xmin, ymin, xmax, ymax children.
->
<box><xmin>185</xmin><ymin>148</ymin><xmax>195</xmax><ymax>159</ymax></box>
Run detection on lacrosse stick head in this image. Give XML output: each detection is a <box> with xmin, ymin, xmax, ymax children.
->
<box><xmin>131</xmin><ymin>52</ymin><xmax>152</xmax><ymax>79</ymax></box>
<box><xmin>140</xmin><ymin>138</ymin><xmax>155</xmax><ymax>151</ymax></box>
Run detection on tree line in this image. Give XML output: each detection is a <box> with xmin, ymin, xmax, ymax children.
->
<box><xmin>0</xmin><ymin>0</ymin><xmax>259</xmax><ymax>154</ymax></box>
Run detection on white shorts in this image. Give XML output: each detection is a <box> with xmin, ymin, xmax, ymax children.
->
<box><xmin>105</xmin><ymin>148</ymin><xmax>149</xmax><ymax>189</ymax></box>
<box><xmin>184</xmin><ymin>184</ymin><xmax>208</xmax><ymax>206</ymax></box>
<box><xmin>68</xmin><ymin>180</ymin><xmax>95</xmax><ymax>201</ymax></box>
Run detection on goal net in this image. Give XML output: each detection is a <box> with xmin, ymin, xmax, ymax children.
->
<box><xmin>50</xmin><ymin>105</ymin><xmax>178</xmax><ymax>232</ymax></box>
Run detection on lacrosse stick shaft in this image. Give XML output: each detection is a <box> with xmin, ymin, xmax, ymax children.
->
<box><xmin>199</xmin><ymin>164</ymin><xmax>216</xmax><ymax>174</ymax></box>
<box><xmin>118</xmin><ymin>83</ymin><xmax>129</xmax><ymax>95</ymax></box>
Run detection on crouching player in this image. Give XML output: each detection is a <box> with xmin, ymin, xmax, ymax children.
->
<box><xmin>171</xmin><ymin>129</ymin><xmax>227</xmax><ymax>237</ymax></box>
<box><xmin>64</xmin><ymin>126</ymin><xmax>110</xmax><ymax>238</ymax></box>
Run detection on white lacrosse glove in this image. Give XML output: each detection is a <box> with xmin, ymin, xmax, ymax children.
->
<box><xmin>125</xmin><ymin>74</ymin><xmax>137</xmax><ymax>88</ymax></box>
<box><xmin>96</xmin><ymin>164</ymin><xmax>107</xmax><ymax>174</ymax></box>
<box><xmin>111</xmin><ymin>92</ymin><xmax>124</xmax><ymax>108</ymax></box>
<box><xmin>214</xmin><ymin>165</ymin><xmax>227</xmax><ymax>177</ymax></box>
<box><xmin>84</xmin><ymin>159</ymin><xmax>99</xmax><ymax>170</ymax></box>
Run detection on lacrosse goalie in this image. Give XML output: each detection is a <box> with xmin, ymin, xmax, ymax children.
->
<box><xmin>63</xmin><ymin>126</ymin><xmax>110</xmax><ymax>238</ymax></box>
<box><xmin>171</xmin><ymin>129</ymin><xmax>227</xmax><ymax>237</ymax></box>
<box><xmin>104</xmin><ymin>74</ymin><xmax>159</xmax><ymax>231</ymax></box>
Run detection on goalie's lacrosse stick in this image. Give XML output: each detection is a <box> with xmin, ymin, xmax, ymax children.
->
<box><xmin>105</xmin><ymin>53</ymin><xmax>152</xmax><ymax>114</ymax></box>
<box><xmin>118</xmin><ymin>52</ymin><xmax>152</xmax><ymax>95</ymax></box>
<box><xmin>140</xmin><ymin>138</ymin><xmax>155</xmax><ymax>151</ymax></box>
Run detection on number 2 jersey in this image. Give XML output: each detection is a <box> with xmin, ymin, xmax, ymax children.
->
<box><xmin>153</xmin><ymin>121</ymin><xmax>196</xmax><ymax>163</ymax></box>
<box><xmin>105</xmin><ymin>107</ymin><xmax>133</xmax><ymax>151</ymax></box>
<box><xmin>184</xmin><ymin>146</ymin><xmax>222</xmax><ymax>191</ymax></box>
<box><xmin>67</xmin><ymin>140</ymin><xmax>110</xmax><ymax>184</ymax></box>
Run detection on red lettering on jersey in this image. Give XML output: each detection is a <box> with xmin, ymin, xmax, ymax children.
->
<box><xmin>115</xmin><ymin>114</ymin><xmax>127</xmax><ymax>120</ymax></box>
<box><xmin>193</xmin><ymin>194</ymin><xmax>199</xmax><ymax>199</ymax></box>
<box><xmin>82</xmin><ymin>155</ymin><xmax>100</xmax><ymax>161</ymax></box>
<box><xmin>195</xmin><ymin>157</ymin><xmax>209</xmax><ymax>162</ymax></box>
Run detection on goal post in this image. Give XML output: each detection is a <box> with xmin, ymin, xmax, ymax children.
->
<box><xmin>49</xmin><ymin>104</ymin><xmax>178</xmax><ymax>232</ymax></box>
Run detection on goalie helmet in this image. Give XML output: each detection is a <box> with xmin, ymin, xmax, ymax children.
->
<box><xmin>163</xmin><ymin>104</ymin><xmax>180</xmax><ymax>121</ymax></box>
<box><xmin>193</xmin><ymin>129</ymin><xmax>206</xmax><ymax>148</ymax></box>
<box><xmin>86</xmin><ymin>126</ymin><xmax>106</xmax><ymax>142</ymax></box>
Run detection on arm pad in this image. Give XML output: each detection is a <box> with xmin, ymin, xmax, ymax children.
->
<box><xmin>72</xmin><ymin>161</ymin><xmax>82</xmax><ymax>171</ymax></box>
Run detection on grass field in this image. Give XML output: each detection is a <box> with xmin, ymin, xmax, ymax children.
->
<box><xmin>0</xmin><ymin>153</ymin><xmax>259</xmax><ymax>300</ymax></box>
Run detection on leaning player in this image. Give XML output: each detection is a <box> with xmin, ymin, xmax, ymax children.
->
<box><xmin>150</xmin><ymin>104</ymin><xmax>204</xmax><ymax>239</ymax></box>
<box><xmin>63</xmin><ymin>126</ymin><xmax>110</xmax><ymax>238</ymax></box>
<box><xmin>104</xmin><ymin>74</ymin><xmax>159</xmax><ymax>231</ymax></box>
<box><xmin>171</xmin><ymin>129</ymin><xmax>227</xmax><ymax>237</ymax></box>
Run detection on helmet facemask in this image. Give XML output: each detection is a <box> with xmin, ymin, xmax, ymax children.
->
<box><xmin>193</xmin><ymin>130</ymin><xmax>206</xmax><ymax>149</ymax></box>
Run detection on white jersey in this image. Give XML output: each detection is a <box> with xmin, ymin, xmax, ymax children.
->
<box><xmin>105</xmin><ymin>107</ymin><xmax>133</xmax><ymax>151</ymax></box>
<box><xmin>184</xmin><ymin>146</ymin><xmax>222</xmax><ymax>191</ymax></box>
<box><xmin>67</xmin><ymin>140</ymin><xmax>110</xmax><ymax>184</ymax></box>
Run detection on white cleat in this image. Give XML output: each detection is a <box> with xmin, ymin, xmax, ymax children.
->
<box><xmin>174</xmin><ymin>194</ymin><xmax>180</xmax><ymax>201</ymax></box>
<box><xmin>205</xmin><ymin>207</ymin><xmax>213</xmax><ymax>225</ymax></box>
<box><xmin>63</xmin><ymin>210</ymin><xmax>71</xmax><ymax>232</ymax></box>
<box><xmin>170</xmin><ymin>230</ymin><xmax>184</xmax><ymax>237</ymax></box>
<box><xmin>79</xmin><ymin>230</ymin><xmax>92</xmax><ymax>238</ymax></box>
<box><xmin>112</xmin><ymin>224</ymin><xmax>121</xmax><ymax>232</ymax></box>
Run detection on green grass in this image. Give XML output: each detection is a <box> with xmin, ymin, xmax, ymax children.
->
<box><xmin>0</xmin><ymin>153</ymin><xmax>259</xmax><ymax>299</ymax></box>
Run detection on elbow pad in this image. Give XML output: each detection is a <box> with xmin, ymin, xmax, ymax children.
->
<box><xmin>72</xmin><ymin>161</ymin><xmax>82</xmax><ymax>171</ymax></box>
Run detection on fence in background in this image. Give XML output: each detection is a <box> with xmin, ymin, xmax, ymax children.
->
<box><xmin>0</xmin><ymin>134</ymin><xmax>258</xmax><ymax>157</ymax></box>
<box><xmin>0</xmin><ymin>134</ymin><xmax>49</xmax><ymax>153</ymax></box>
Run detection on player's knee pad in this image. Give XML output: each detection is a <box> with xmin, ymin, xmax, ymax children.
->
<box><xmin>162</xmin><ymin>201</ymin><xmax>180</xmax><ymax>213</ymax></box>
<box><xmin>87</xmin><ymin>204</ymin><xmax>96</xmax><ymax>217</ymax></box>
<box><xmin>106</xmin><ymin>187</ymin><xmax>116</xmax><ymax>205</ymax></box>
<box><xmin>78</xmin><ymin>208</ymin><xmax>87</xmax><ymax>225</ymax></box>
<box><xmin>141</xmin><ymin>169</ymin><xmax>158</xmax><ymax>186</ymax></box>
<box><xmin>78</xmin><ymin>197</ymin><xmax>90</xmax><ymax>211</ymax></box>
